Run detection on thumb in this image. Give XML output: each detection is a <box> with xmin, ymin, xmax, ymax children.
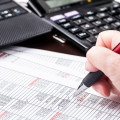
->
<box><xmin>87</xmin><ymin>46</ymin><xmax>120</xmax><ymax>92</ymax></box>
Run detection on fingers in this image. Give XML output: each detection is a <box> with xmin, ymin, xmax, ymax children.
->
<box><xmin>86</xmin><ymin>46</ymin><xmax>120</xmax><ymax>77</ymax></box>
<box><xmin>85</xmin><ymin>61</ymin><xmax>98</xmax><ymax>72</ymax></box>
<box><xmin>93</xmin><ymin>76</ymin><xmax>120</xmax><ymax>96</ymax></box>
<box><xmin>92</xmin><ymin>76</ymin><xmax>111</xmax><ymax>97</ymax></box>
<box><xmin>96</xmin><ymin>30</ymin><xmax>120</xmax><ymax>49</ymax></box>
<box><xmin>86</xmin><ymin>46</ymin><xmax>120</xmax><ymax>93</ymax></box>
<box><xmin>85</xmin><ymin>30</ymin><xmax>120</xmax><ymax>96</ymax></box>
<box><xmin>86</xmin><ymin>30</ymin><xmax>120</xmax><ymax>73</ymax></box>
<box><xmin>108</xmin><ymin>80</ymin><xmax>120</xmax><ymax>95</ymax></box>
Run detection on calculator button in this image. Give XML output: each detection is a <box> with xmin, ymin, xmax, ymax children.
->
<box><xmin>85</xmin><ymin>16</ymin><xmax>97</xmax><ymax>22</ymax></box>
<box><xmin>103</xmin><ymin>17</ymin><xmax>116</xmax><ymax>23</ymax></box>
<box><xmin>86</xmin><ymin>36</ymin><xmax>96</xmax><ymax>43</ymax></box>
<box><xmin>62</xmin><ymin>22</ymin><xmax>73</xmax><ymax>29</ymax></box>
<box><xmin>69</xmin><ymin>27</ymin><xmax>81</xmax><ymax>34</ymax></box>
<box><xmin>76</xmin><ymin>32</ymin><xmax>90</xmax><ymax>39</ymax></box>
<box><xmin>1</xmin><ymin>10</ymin><xmax>9</xmax><ymax>15</ymax></box>
<box><xmin>111</xmin><ymin>21</ymin><xmax>120</xmax><ymax>28</ymax></box>
<box><xmin>95</xmin><ymin>35</ymin><xmax>98</xmax><ymax>39</ymax></box>
<box><xmin>81</xmin><ymin>23</ymin><xmax>94</xmax><ymax>30</ymax></box>
<box><xmin>71</xmin><ymin>14</ymin><xmax>82</xmax><ymax>20</ymax></box>
<box><xmin>73</xmin><ymin>19</ymin><xmax>86</xmax><ymax>25</ymax></box>
<box><xmin>86</xmin><ymin>11</ymin><xmax>95</xmax><ymax>16</ymax></box>
<box><xmin>12</xmin><ymin>7</ymin><xmax>26</xmax><ymax>15</ymax></box>
<box><xmin>100</xmin><ymin>25</ymin><xmax>112</xmax><ymax>30</ymax></box>
<box><xmin>98</xmin><ymin>7</ymin><xmax>109</xmax><ymax>12</ymax></box>
<box><xmin>108</xmin><ymin>9</ymin><xmax>118</xmax><ymax>15</ymax></box>
<box><xmin>96</xmin><ymin>13</ymin><xmax>109</xmax><ymax>18</ymax></box>
<box><xmin>88</xmin><ymin>28</ymin><xmax>100</xmax><ymax>35</ymax></box>
<box><xmin>92</xmin><ymin>20</ymin><xmax>104</xmax><ymax>27</ymax></box>
<box><xmin>56</xmin><ymin>19</ymin><xmax>68</xmax><ymax>24</ymax></box>
<box><xmin>112</xmin><ymin>4</ymin><xmax>120</xmax><ymax>9</ymax></box>
<box><xmin>4</xmin><ymin>13</ymin><xmax>13</xmax><ymax>18</ymax></box>
<box><xmin>64</xmin><ymin>10</ymin><xmax>79</xmax><ymax>18</ymax></box>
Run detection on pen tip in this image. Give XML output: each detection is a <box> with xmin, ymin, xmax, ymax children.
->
<box><xmin>73</xmin><ymin>84</ymin><xmax>88</xmax><ymax>97</ymax></box>
<box><xmin>73</xmin><ymin>90</ymin><xmax>80</xmax><ymax>97</ymax></box>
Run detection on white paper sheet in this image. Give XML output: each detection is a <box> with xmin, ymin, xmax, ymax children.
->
<box><xmin>2</xmin><ymin>46</ymin><xmax>88</xmax><ymax>77</ymax></box>
<box><xmin>0</xmin><ymin>49</ymin><xmax>85</xmax><ymax>89</ymax></box>
<box><xmin>0</xmin><ymin>46</ymin><xmax>120</xmax><ymax>120</ymax></box>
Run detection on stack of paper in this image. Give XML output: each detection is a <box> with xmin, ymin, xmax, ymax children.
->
<box><xmin>0</xmin><ymin>46</ymin><xmax>120</xmax><ymax>120</ymax></box>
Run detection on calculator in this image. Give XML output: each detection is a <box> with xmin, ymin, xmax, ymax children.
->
<box><xmin>29</xmin><ymin>0</ymin><xmax>120</xmax><ymax>52</ymax></box>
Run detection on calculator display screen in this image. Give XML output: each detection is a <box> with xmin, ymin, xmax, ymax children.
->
<box><xmin>36</xmin><ymin>0</ymin><xmax>110</xmax><ymax>13</ymax></box>
<box><xmin>44</xmin><ymin>0</ymin><xmax>87</xmax><ymax>8</ymax></box>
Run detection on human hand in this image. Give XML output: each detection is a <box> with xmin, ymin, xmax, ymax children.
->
<box><xmin>86</xmin><ymin>30</ymin><xmax>120</xmax><ymax>97</ymax></box>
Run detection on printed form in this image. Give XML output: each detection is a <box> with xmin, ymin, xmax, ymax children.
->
<box><xmin>2</xmin><ymin>46</ymin><xmax>88</xmax><ymax>77</ymax></box>
<box><xmin>0</xmin><ymin>47</ymin><xmax>120</xmax><ymax>120</ymax></box>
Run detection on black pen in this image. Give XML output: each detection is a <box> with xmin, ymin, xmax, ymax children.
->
<box><xmin>74</xmin><ymin>43</ymin><xmax>120</xmax><ymax>97</ymax></box>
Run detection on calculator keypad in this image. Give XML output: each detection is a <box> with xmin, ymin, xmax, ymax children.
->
<box><xmin>51</xmin><ymin>3</ymin><xmax>120</xmax><ymax>46</ymax></box>
<box><xmin>0</xmin><ymin>6</ymin><xmax>27</xmax><ymax>21</ymax></box>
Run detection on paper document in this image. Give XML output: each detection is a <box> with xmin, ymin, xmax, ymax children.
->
<box><xmin>0</xmin><ymin>46</ymin><xmax>120</xmax><ymax>120</ymax></box>
<box><xmin>3</xmin><ymin>46</ymin><xmax>88</xmax><ymax>77</ymax></box>
<box><xmin>0</xmin><ymin>48</ymin><xmax>86</xmax><ymax>88</ymax></box>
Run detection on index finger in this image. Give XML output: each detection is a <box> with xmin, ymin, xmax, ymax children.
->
<box><xmin>96</xmin><ymin>30</ymin><xmax>120</xmax><ymax>50</ymax></box>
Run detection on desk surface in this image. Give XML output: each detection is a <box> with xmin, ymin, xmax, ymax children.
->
<box><xmin>18</xmin><ymin>34</ymin><xmax>86</xmax><ymax>57</ymax></box>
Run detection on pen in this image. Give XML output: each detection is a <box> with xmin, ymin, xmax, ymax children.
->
<box><xmin>74</xmin><ymin>43</ymin><xmax>120</xmax><ymax>97</ymax></box>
